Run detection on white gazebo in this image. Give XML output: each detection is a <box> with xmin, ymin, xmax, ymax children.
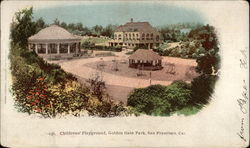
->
<box><xmin>28</xmin><ymin>25</ymin><xmax>82</xmax><ymax>59</ymax></box>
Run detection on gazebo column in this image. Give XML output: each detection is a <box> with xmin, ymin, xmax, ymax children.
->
<box><xmin>78</xmin><ymin>42</ymin><xmax>81</xmax><ymax>53</ymax></box>
<box><xmin>57</xmin><ymin>43</ymin><xmax>60</xmax><ymax>54</ymax></box>
<box><xmin>75</xmin><ymin>42</ymin><xmax>78</xmax><ymax>53</ymax></box>
<box><xmin>45</xmin><ymin>43</ymin><xmax>48</xmax><ymax>54</ymax></box>
<box><xmin>159</xmin><ymin>60</ymin><xmax>162</xmax><ymax>66</ymax></box>
<box><xmin>35</xmin><ymin>44</ymin><xmax>38</xmax><ymax>54</ymax></box>
<box><xmin>68</xmin><ymin>43</ymin><xmax>70</xmax><ymax>54</ymax></box>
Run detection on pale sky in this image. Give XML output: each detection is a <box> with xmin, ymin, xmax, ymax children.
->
<box><xmin>33</xmin><ymin>2</ymin><xmax>206</xmax><ymax>27</ymax></box>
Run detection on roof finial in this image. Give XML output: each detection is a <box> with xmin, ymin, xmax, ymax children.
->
<box><xmin>131</xmin><ymin>18</ymin><xmax>133</xmax><ymax>23</ymax></box>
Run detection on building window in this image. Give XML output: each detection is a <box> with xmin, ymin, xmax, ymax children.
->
<box><xmin>136</xmin><ymin>34</ymin><xmax>139</xmax><ymax>40</ymax></box>
<box><xmin>60</xmin><ymin>43</ymin><xmax>68</xmax><ymax>53</ymax></box>
<box><xmin>129</xmin><ymin>34</ymin><xmax>131</xmax><ymax>40</ymax></box>
<box><xmin>142</xmin><ymin>33</ymin><xmax>145</xmax><ymax>40</ymax></box>
<box><xmin>48</xmin><ymin>44</ymin><xmax>57</xmax><ymax>54</ymax></box>
<box><xmin>118</xmin><ymin>34</ymin><xmax>122</xmax><ymax>40</ymax></box>
<box><xmin>37</xmin><ymin>44</ymin><xmax>46</xmax><ymax>54</ymax></box>
<box><xmin>70</xmin><ymin>43</ymin><xmax>76</xmax><ymax>53</ymax></box>
<box><xmin>114</xmin><ymin>34</ymin><xmax>117</xmax><ymax>39</ymax></box>
<box><xmin>156</xmin><ymin>35</ymin><xmax>160</xmax><ymax>41</ymax></box>
<box><xmin>150</xmin><ymin>33</ymin><xmax>153</xmax><ymax>40</ymax></box>
<box><xmin>146</xmin><ymin>33</ymin><xmax>149</xmax><ymax>40</ymax></box>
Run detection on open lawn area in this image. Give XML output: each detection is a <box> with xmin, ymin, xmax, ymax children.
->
<box><xmin>81</xmin><ymin>36</ymin><xmax>110</xmax><ymax>46</ymax></box>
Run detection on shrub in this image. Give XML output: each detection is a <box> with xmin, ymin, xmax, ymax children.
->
<box><xmin>164</xmin><ymin>81</ymin><xmax>192</xmax><ymax>111</ymax></box>
<box><xmin>190</xmin><ymin>74</ymin><xmax>218</xmax><ymax>105</ymax></box>
<box><xmin>82</xmin><ymin>41</ymin><xmax>122</xmax><ymax>52</ymax></box>
<box><xmin>127</xmin><ymin>81</ymin><xmax>192</xmax><ymax>116</ymax></box>
<box><xmin>87</xmin><ymin>73</ymin><xmax>106</xmax><ymax>100</ymax></box>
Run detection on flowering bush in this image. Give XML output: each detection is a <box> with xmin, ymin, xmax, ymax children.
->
<box><xmin>10</xmin><ymin>45</ymin><xmax>129</xmax><ymax>118</ymax></box>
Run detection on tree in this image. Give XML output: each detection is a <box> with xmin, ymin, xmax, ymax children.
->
<box><xmin>87</xmin><ymin>72</ymin><xmax>106</xmax><ymax>101</ymax></box>
<box><xmin>35</xmin><ymin>17</ymin><xmax>46</xmax><ymax>32</ymax></box>
<box><xmin>10</xmin><ymin>7</ymin><xmax>37</xmax><ymax>48</ymax></box>
<box><xmin>68</xmin><ymin>23</ymin><xmax>76</xmax><ymax>31</ymax></box>
<box><xmin>101</xmin><ymin>24</ymin><xmax>117</xmax><ymax>38</ymax></box>
<box><xmin>190</xmin><ymin>74</ymin><xmax>218</xmax><ymax>105</ymax></box>
<box><xmin>53</xmin><ymin>18</ymin><xmax>60</xmax><ymax>25</ymax></box>
<box><xmin>76</xmin><ymin>22</ymin><xmax>83</xmax><ymax>31</ymax></box>
<box><xmin>82</xmin><ymin>27</ymin><xmax>92</xmax><ymax>36</ymax></box>
<box><xmin>60</xmin><ymin>22</ymin><xmax>68</xmax><ymax>29</ymax></box>
<box><xmin>92</xmin><ymin>25</ymin><xmax>103</xmax><ymax>36</ymax></box>
<box><xmin>188</xmin><ymin>24</ymin><xmax>220</xmax><ymax>74</ymax></box>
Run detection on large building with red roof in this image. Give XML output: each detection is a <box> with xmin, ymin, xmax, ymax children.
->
<box><xmin>109</xmin><ymin>19</ymin><xmax>162</xmax><ymax>49</ymax></box>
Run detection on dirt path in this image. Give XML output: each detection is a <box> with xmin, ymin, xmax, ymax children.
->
<box><xmin>58</xmin><ymin>56</ymin><xmax>176</xmax><ymax>88</ymax></box>
<box><xmin>50</xmin><ymin>51</ymin><xmax>198</xmax><ymax>103</ymax></box>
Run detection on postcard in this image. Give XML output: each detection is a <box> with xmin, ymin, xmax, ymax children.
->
<box><xmin>1</xmin><ymin>0</ymin><xmax>249</xmax><ymax>147</ymax></box>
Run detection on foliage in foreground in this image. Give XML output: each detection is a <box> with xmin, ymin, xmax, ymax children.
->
<box><xmin>127</xmin><ymin>75</ymin><xmax>218</xmax><ymax>116</ymax></box>
<box><xmin>127</xmin><ymin>81</ymin><xmax>192</xmax><ymax>116</ymax></box>
<box><xmin>10</xmin><ymin>45</ymin><xmax>128</xmax><ymax>118</ymax></box>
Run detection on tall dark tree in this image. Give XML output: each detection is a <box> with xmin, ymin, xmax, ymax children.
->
<box><xmin>53</xmin><ymin>18</ymin><xmax>60</xmax><ymax>25</ymax></box>
<box><xmin>82</xmin><ymin>27</ymin><xmax>92</xmax><ymax>36</ymax></box>
<box><xmin>35</xmin><ymin>17</ymin><xmax>46</xmax><ymax>32</ymax></box>
<box><xmin>101</xmin><ymin>24</ymin><xmax>117</xmax><ymax>38</ymax></box>
<box><xmin>60</xmin><ymin>22</ymin><xmax>68</xmax><ymax>29</ymax></box>
<box><xmin>76</xmin><ymin>22</ymin><xmax>83</xmax><ymax>31</ymax></box>
<box><xmin>188</xmin><ymin>24</ymin><xmax>220</xmax><ymax>74</ymax></box>
<box><xmin>10</xmin><ymin>7</ymin><xmax>37</xmax><ymax>48</ymax></box>
<box><xmin>92</xmin><ymin>25</ymin><xmax>103</xmax><ymax>36</ymax></box>
<box><xmin>68</xmin><ymin>23</ymin><xmax>76</xmax><ymax>30</ymax></box>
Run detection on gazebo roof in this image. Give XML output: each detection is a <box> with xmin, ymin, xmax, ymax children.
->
<box><xmin>28</xmin><ymin>25</ymin><xmax>82</xmax><ymax>42</ymax></box>
<box><xmin>128</xmin><ymin>49</ymin><xmax>162</xmax><ymax>61</ymax></box>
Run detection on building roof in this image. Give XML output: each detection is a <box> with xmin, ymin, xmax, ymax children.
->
<box><xmin>129</xmin><ymin>49</ymin><xmax>162</xmax><ymax>61</ymax></box>
<box><xmin>115</xmin><ymin>22</ymin><xmax>157</xmax><ymax>32</ymax></box>
<box><xmin>28</xmin><ymin>25</ymin><xmax>81</xmax><ymax>42</ymax></box>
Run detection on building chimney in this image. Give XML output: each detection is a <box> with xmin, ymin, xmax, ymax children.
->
<box><xmin>131</xmin><ymin>18</ymin><xmax>133</xmax><ymax>22</ymax></box>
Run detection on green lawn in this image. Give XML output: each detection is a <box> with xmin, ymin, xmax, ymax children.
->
<box><xmin>81</xmin><ymin>37</ymin><xmax>110</xmax><ymax>44</ymax></box>
<box><xmin>160</xmin><ymin>42</ymin><xmax>171</xmax><ymax>49</ymax></box>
